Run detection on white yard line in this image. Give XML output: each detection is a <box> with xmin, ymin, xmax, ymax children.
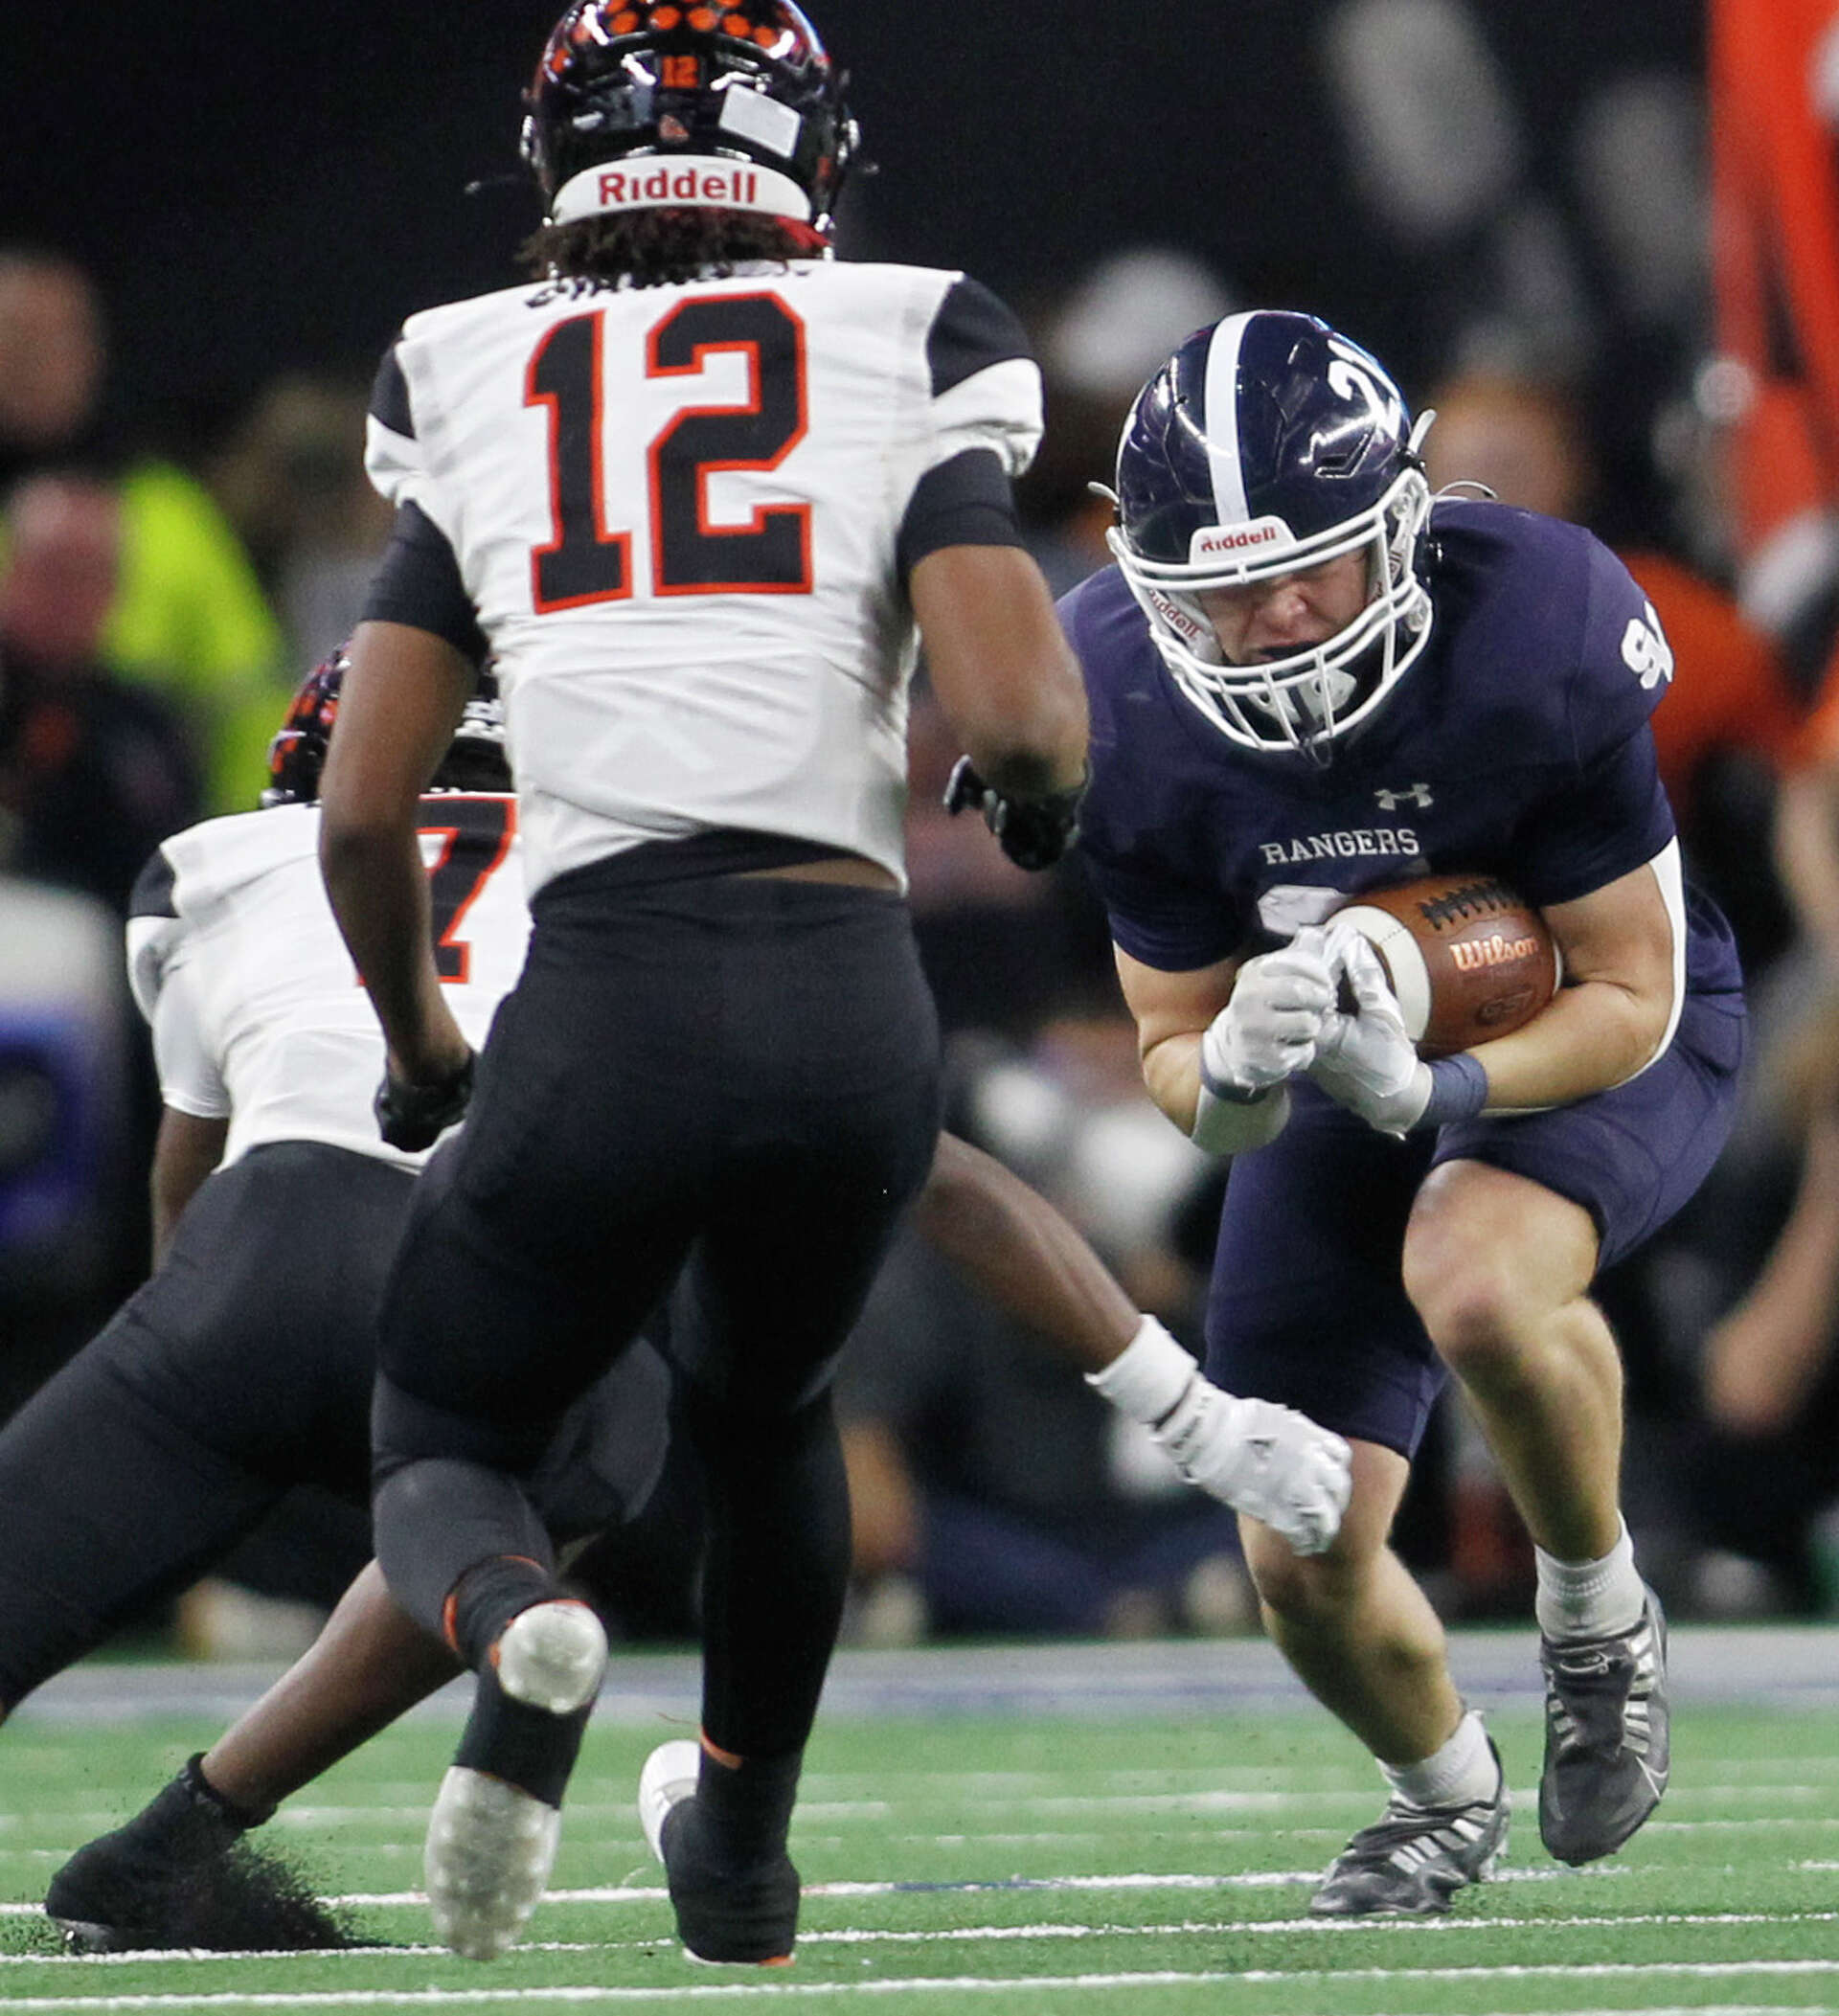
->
<box><xmin>4</xmin><ymin>1960</ymin><xmax>1839</xmax><ymax>2009</ymax></box>
<box><xmin>6</xmin><ymin>1905</ymin><xmax>1837</xmax><ymax>1966</ymax></box>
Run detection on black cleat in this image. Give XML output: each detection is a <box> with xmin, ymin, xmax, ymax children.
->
<box><xmin>639</xmin><ymin>1739</ymin><xmax>799</xmax><ymax>1964</ymax></box>
<box><xmin>1539</xmin><ymin>1585</ymin><xmax>1669</xmax><ymax>1865</ymax></box>
<box><xmin>46</xmin><ymin>1761</ymin><xmax>352</xmax><ymax>1953</ymax></box>
<box><xmin>1310</xmin><ymin>1738</ymin><xmax>1510</xmax><ymax>1916</ymax></box>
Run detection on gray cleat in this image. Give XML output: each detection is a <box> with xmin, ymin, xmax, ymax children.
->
<box><xmin>1310</xmin><ymin>1738</ymin><xmax>1509</xmax><ymax>1916</ymax></box>
<box><xmin>1539</xmin><ymin>1584</ymin><xmax>1669</xmax><ymax>1865</ymax></box>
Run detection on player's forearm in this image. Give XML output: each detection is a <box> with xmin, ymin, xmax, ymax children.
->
<box><xmin>319</xmin><ymin>820</ymin><xmax>465</xmax><ymax>1081</ymax></box>
<box><xmin>912</xmin><ymin>546</ymin><xmax>1090</xmax><ymax>798</ymax></box>
<box><xmin>1139</xmin><ymin>1029</ymin><xmax>1204</xmax><ymax>1134</ymax></box>
<box><xmin>1463</xmin><ymin>973</ymin><xmax>1672</xmax><ymax>1111</ymax></box>
<box><xmin>914</xmin><ymin>1132</ymin><xmax>1138</xmax><ymax>1373</ymax></box>
<box><xmin>148</xmin><ymin>1110</ymin><xmax>229</xmax><ymax>1266</ymax></box>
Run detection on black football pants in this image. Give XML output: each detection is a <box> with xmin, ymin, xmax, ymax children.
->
<box><xmin>373</xmin><ymin>870</ymin><xmax>942</xmax><ymax>1758</ymax></box>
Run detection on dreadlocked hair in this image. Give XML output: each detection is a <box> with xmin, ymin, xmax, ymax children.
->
<box><xmin>519</xmin><ymin>210</ymin><xmax>823</xmax><ymax>291</ymax></box>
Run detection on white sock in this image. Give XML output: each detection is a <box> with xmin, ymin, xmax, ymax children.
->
<box><xmin>1534</xmin><ymin>1514</ymin><xmax>1644</xmax><ymax>1641</ymax></box>
<box><xmin>1382</xmin><ymin>1707</ymin><xmax>1499</xmax><ymax>1810</ymax></box>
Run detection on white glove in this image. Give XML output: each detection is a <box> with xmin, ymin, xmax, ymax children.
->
<box><xmin>1087</xmin><ymin>1318</ymin><xmax>1352</xmax><ymax>1555</ymax></box>
<box><xmin>1200</xmin><ymin>925</ymin><xmax>1336</xmax><ymax>1098</ymax></box>
<box><xmin>1157</xmin><ymin>1380</ymin><xmax>1353</xmax><ymax>1554</ymax></box>
<box><xmin>1310</xmin><ymin>926</ymin><xmax>1432</xmax><ymax>1135</ymax></box>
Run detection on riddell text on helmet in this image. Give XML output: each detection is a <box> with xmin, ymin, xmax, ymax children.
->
<box><xmin>600</xmin><ymin>166</ymin><xmax>761</xmax><ymax>205</ymax></box>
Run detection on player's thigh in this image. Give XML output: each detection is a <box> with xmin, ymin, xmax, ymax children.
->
<box><xmin>675</xmin><ymin>886</ymin><xmax>942</xmax><ymax>1407</ymax></box>
<box><xmin>1205</xmin><ymin>1083</ymin><xmax>1443</xmax><ymax>1458</ymax></box>
<box><xmin>1430</xmin><ymin>991</ymin><xmax>1745</xmax><ymax>1273</ymax></box>
<box><xmin>378</xmin><ymin>1125</ymin><xmax>692</xmax><ymax>1448</ymax></box>
<box><xmin>0</xmin><ymin>1329</ymin><xmax>284</xmax><ymax>1708</ymax></box>
<box><xmin>106</xmin><ymin>1142</ymin><xmax>411</xmax><ymax>1490</ymax></box>
<box><xmin>1402</xmin><ymin>1159</ymin><xmax>1599</xmax><ymax>1336</ymax></box>
<box><xmin>381</xmin><ymin>876</ymin><xmax>939</xmax><ymax>1425</ymax></box>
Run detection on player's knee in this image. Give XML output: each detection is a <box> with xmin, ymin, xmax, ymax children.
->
<box><xmin>1404</xmin><ymin>1251</ymin><xmax>1530</xmax><ymax>1380</ymax></box>
<box><xmin>1238</xmin><ymin>1519</ymin><xmax>1363</xmax><ymax>1624</ymax></box>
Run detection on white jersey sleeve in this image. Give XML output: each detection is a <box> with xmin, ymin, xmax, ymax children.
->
<box><xmin>914</xmin><ymin>274</ymin><xmax>1044</xmax><ymax>479</ymax></box>
<box><xmin>364</xmin><ymin>260</ymin><xmax>1044</xmax><ymax>897</ymax></box>
<box><xmin>127</xmin><ymin>798</ymin><xmax>531</xmax><ymax>1172</ymax></box>
<box><xmin>146</xmin><ymin>955</ymin><xmax>230</xmax><ymax>1120</ymax></box>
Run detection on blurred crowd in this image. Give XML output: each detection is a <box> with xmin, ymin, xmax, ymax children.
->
<box><xmin>7</xmin><ymin>0</ymin><xmax>1839</xmax><ymax>1662</ymax></box>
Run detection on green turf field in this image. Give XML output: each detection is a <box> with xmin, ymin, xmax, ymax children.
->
<box><xmin>4</xmin><ymin>1678</ymin><xmax>1837</xmax><ymax>2013</ymax></box>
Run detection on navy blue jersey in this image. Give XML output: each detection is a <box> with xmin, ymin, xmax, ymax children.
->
<box><xmin>1064</xmin><ymin>500</ymin><xmax>1740</xmax><ymax>998</ymax></box>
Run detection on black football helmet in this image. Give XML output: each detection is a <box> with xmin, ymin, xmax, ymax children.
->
<box><xmin>520</xmin><ymin>0</ymin><xmax>857</xmax><ymax>239</ymax></box>
<box><xmin>1110</xmin><ymin>310</ymin><xmax>1436</xmax><ymax>758</ymax></box>
<box><xmin>261</xmin><ymin>648</ymin><xmax>511</xmax><ymax>806</ymax></box>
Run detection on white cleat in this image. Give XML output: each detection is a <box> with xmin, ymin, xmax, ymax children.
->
<box><xmin>423</xmin><ymin>1600</ymin><xmax>609</xmax><ymax>1960</ymax></box>
<box><xmin>425</xmin><ymin>1766</ymin><xmax>560</xmax><ymax>1960</ymax></box>
<box><xmin>639</xmin><ymin>1739</ymin><xmax>702</xmax><ymax>1864</ymax></box>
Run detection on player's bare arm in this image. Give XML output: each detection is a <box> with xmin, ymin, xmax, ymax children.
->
<box><xmin>1113</xmin><ymin>944</ymin><xmax>1239</xmax><ymax>1134</ymax></box>
<box><xmin>1113</xmin><ymin>939</ymin><xmax>1331</xmax><ymax>1153</ymax></box>
<box><xmin>910</xmin><ymin>544</ymin><xmax>1089</xmax><ymax>801</ymax></box>
<box><xmin>913</xmin><ymin>1131</ymin><xmax>1139</xmax><ymax>1372</ymax></box>
<box><xmin>148</xmin><ymin>1109</ymin><xmax>228</xmax><ymax>1265</ymax></box>
<box><xmin>318</xmin><ymin>621</ymin><xmax>475</xmax><ymax>1088</ymax></box>
<box><xmin>1462</xmin><ymin>857</ymin><xmax>1678</xmax><ymax>1111</ymax></box>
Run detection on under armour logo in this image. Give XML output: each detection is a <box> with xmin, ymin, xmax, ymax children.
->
<box><xmin>1374</xmin><ymin>783</ymin><xmax>1433</xmax><ymax>810</ymax></box>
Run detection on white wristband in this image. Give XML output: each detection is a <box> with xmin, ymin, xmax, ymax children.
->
<box><xmin>1192</xmin><ymin>1079</ymin><xmax>1290</xmax><ymax>1155</ymax></box>
<box><xmin>1084</xmin><ymin>1315</ymin><xmax>1196</xmax><ymax>1425</ymax></box>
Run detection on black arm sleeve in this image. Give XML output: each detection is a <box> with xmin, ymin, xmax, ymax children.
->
<box><xmin>360</xmin><ymin>502</ymin><xmax>489</xmax><ymax>666</ymax></box>
<box><xmin>897</xmin><ymin>447</ymin><xmax>1025</xmax><ymax>585</ymax></box>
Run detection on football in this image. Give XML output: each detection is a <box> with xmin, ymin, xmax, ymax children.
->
<box><xmin>1328</xmin><ymin>873</ymin><xmax>1560</xmax><ymax>1058</ymax></box>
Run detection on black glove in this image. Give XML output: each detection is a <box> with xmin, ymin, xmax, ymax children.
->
<box><xmin>942</xmin><ymin>756</ymin><xmax>1086</xmax><ymax>872</ymax></box>
<box><xmin>375</xmin><ymin>1052</ymin><xmax>475</xmax><ymax>1152</ymax></box>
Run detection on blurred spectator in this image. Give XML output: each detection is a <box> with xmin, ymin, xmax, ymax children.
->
<box><xmin>1324</xmin><ymin>0</ymin><xmax>1706</xmax><ymax>543</ymax></box>
<box><xmin>1708</xmin><ymin>0</ymin><xmax>1839</xmax><ymax>698</ymax></box>
<box><xmin>1019</xmin><ymin>245</ymin><xmax>1236</xmax><ymax>594</ymax></box>
<box><xmin>1773</xmin><ymin>673</ymin><xmax>1839</xmax><ymax>982</ymax></box>
<box><xmin>1680</xmin><ymin>1007</ymin><xmax>1839</xmax><ymax>1612</ymax></box>
<box><xmin>0</xmin><ymin>248</ymin><xmax>286</xmax><ymax>812</ymax></box>
<box><xmin>0</xmin><ymin>875</ymin><xmax>128</xmax><ymax>1416</ymax></box>
<box><xmin>0</xmin><ymin>470</ymin><xmax>200</xmax><ymax>1390</ymax></box>
<box><xmin>1423</xmin><ymin>368</ymin><xmax>1805</xmax><ymax>979</ymax></box>
<box><xmin>208</xmin><ymin>374</ymin><xmax>394</xmax><ymax>671</ymax></box>
<box><xmin>0</xmin><ymin>472</ymin><xmax>200</xmax><ymax>914</ymax></box>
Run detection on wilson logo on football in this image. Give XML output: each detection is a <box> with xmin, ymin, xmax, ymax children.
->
<box><xmin>1448</xmin><ymin>932</ymin><xmax>1542</xmax><ymax>972</ymax></box>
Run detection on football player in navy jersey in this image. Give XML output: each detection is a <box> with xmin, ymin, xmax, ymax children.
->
<box><xmin>1051</xmin><ymin>310</ymin><xmax>1745</xmax><ymax>1914</ymax></box>
<box><xmin>316</xmin><ymin>0</ymin><xmax>1092</xmax><ymax>1967</ymax></box>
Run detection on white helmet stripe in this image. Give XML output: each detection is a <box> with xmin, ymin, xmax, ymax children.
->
<box><xmin>1202</xmin><ymin>312</ymin><xmax>1256</xmax><ymax>527</ymax></box>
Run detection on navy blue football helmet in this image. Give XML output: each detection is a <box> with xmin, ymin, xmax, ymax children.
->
<box><xmin>1110</xmin><ymin>310</ymin><xmax>1436</xmax><ymax>757</ymax></box>
<box><xmin>521</xmin><ymin>0</ymin><xmax>857</xmax><ymax>240</ymax></box>
<box><xmin>261</xmin><ymin>648</ymin><xmax>511</xmax><ymax>806</ymax></box>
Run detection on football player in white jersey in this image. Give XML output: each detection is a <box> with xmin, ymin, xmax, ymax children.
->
<box><xmin>35</xmin><ymin>651</ymin><xmax>1345</xmax><ymax>1953</ymax></box>
<box><xmin>0</xmin><ymin>652</ymin><xmax>669</xmax><ymax>1941</ymax></box>
<box><xmin>317</xmin><ymin>0</ymin><xmax>1092</xmax><ymax>1967</ymax></box>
